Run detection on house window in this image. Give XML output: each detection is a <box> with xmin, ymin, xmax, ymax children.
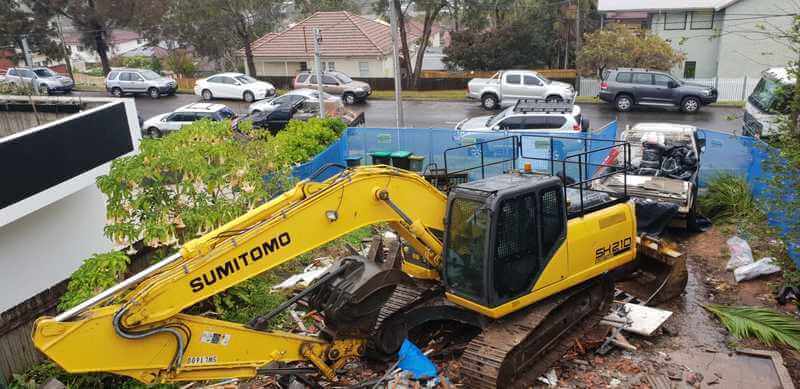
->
<box><xmin>690</xmin><ymin>10</ymin><xmax>714</xmax><ymax>30</ymax></box>
<box><xmin>664</xmin><ymin>12</ymin><xmax>687</xmax><ymax>30</ymax></box>
<box><xmin>299</xmin><ymin>62</ymin><xmax>308</xmax><ymax>71</ymax></box>
<box><xmin>684</xmin><ymin>61</ymin><xmax>697</xmax><ymax>79</ymax></box>
<box><xmin>358</xmin><ymin>62</ymin><xmax>369</xmax><ymax>77</ymax></box>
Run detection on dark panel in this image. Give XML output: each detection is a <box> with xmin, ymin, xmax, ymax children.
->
<box><xmin>0</xmin><ymin>102</ymin><xmax>133</xmax><ymax>209</ymax></box>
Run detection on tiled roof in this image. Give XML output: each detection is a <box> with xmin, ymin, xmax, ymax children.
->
<box><xmin>242</xmin><ymin>11</ymin><xmax>420</xmax><ymax>59</ymax></box>
<box><xmin>63</xmin><ymin>30</ymin><xmax>142</xmax><ymax>45</ymax></box>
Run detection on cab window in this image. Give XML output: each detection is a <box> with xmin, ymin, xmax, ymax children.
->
<box><xmin>539</xmin><ymin>188</ymin><xmax>565</xmax><ymax>258</ymax></box>
<box><xmin>524</xmin><ymin>75</ymin><xmax>542</xmax><ymax>86</ymax></box>
<box><xmin>445</xmin><ymin>198</ymin><xmax>489</xmax><ymax>301</ymax></box>
<box><xmin>633</xmin><ymin>73</ymin><xmax>653</xmax><ymax>85</ymax></box>
<box><xmin>322</xmin><ymin>75</ymin><xmax>338</xmax><ymax>85</ymax></box>
<box><xmin>493</xmin><ymin>194</ymin><xmax>539</xmax><ymax>302</ymax></box>
<box><xmin>653</xmin><ymin>74</ymin><xmax>673</xmax><ymax>87</ymax></box>
<box><xmin>505</xmin><ymin>74</ymin><xmax>521</xmax><ymax>84</ymax></box>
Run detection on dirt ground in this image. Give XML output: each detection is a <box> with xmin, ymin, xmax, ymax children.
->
<box><xmin>552</xmin><ymin>226</ymin><xmax>800</xmax><ymax>388</ymax></box>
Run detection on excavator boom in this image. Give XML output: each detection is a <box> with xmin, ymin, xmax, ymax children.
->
<box><xmin>33</xmin><ymin>166</ymin><xmax>447</xmax><ymax>383</ymax></box>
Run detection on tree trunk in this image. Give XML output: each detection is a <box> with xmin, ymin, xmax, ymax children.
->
<box><xmin>411</xmin><ymin>3</ymin><xmax>444</xmax><ymax>89</ymax></box>
<box><xmin>94</xmin><ymin>29</ymin><xmax>111</xmax><ymax>74</ymax></box>
<box><xmin>240</xmin><ymin>19</ymin><xmax>257</xmax><ymax>76</ymax></box>
<box><xmin>393</xmin><ymin>0</ymin><xmax>412</xmax><ymax>86</ymax></box>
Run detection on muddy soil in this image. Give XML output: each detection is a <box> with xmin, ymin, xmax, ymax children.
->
<box><xmin>555</xmin><ymin>226</ymin><xmax>799</xmax><ymax>388</ymax></box>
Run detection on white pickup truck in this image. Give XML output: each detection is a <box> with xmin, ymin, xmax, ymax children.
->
<box><xmin>467</xmin><ymin>70</ymin><xmax>575</xmax><ymax>110</ymax></box>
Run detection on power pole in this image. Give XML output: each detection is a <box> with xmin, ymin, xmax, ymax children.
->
<box><xmin>312</xmin><ymin>27</ymin><xmax>325</xmax><ymax>119</ymax></box>
<box><xmin>20</xmin><ymin>36</ymin><xmax>33</xmax><ymax>67</ymax></box>
<box><xmin>389</xmin><ymin>2</ymin><xmax>404</xmax><ymax>127</ymax></box>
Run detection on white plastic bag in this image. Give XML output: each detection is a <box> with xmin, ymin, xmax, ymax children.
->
<box><xmin>734</xmin><ymin>257</ymin><xmax>782</xmax><ymax>283</ymax></box>
<box><xmin>726</xmin><ymin>236</ymin><xmax>754</xmax><ymax>270</ymax></box>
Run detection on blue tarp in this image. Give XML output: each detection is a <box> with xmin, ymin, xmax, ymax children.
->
<box><xmin>288</xmin><ymin>122</ymin><xmax>798</xmax><ymax>268</ymax></box>
<box><xmin>396</xmin><ymin>338</ymin><xmax>437</xmax><ymax>380</ymax></box>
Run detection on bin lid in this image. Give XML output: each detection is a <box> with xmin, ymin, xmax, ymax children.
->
<box><xmin>409</xmin><ymin>155</ymin><xmax>425</xmax><ymax>160</ymax></box>
<box><xmin>370</xmin><ymin>151</ymin><xmax>391</xmax><ymax>157</ymax></box>
<box><xmin>345</xmin><ymin>156</ymin><xmax>363</xmax><ymax>161</ymax></box>
<box><xmin>390</xmin><ymin>150</ymin><xmax>412</xmax><ymax>158</ymax></box>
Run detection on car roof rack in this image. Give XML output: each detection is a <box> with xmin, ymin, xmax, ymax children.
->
<box><xmin>513</xmin><ymin>99</ymin><xmax>573</xmax><ymax>114</ymax></box>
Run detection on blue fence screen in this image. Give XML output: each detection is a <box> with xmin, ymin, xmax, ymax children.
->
<box><xmin>289</xmin><ymin>123</ymin><xmax>798</xmax><ymax>267</ymax></box>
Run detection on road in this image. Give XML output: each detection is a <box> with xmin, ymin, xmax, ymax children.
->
<box><xmin>74</xmin><ymin>91</ymin><xmax>744</xmax><ymax>134</ymax></box>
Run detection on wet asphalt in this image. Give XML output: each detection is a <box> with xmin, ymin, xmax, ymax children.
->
<box><xmin>74</xmin><ymin>91</ymin><xmax>744</xmax><ymax>135</ymax></box>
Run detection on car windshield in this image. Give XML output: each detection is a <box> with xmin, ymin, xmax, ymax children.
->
<box><xmin>333</xmin><ymin>73</ymin><xmax>352</xmax><ymax>83</ymax></box>
<box><xmin>140</xmin><ymin>70</ymin><xmax>162</xmax><ymax>80</ymax></box>
<box><xmin>487</xmin><ymin>106</ymin><xmax>514</xmax><ymax>127</ymax></box>
<box><xmin>33</xmin><ymin>68</ymin><xmax>56</xmax><ymax>77</ymax></box>
<box><xmin>235</xmin><ymin>75</ymin><xmax>258</xmax><ymax>84</ymax></box>
<box><xmin>749</xmin><ymin>77</ymin><xmax>792</xmax><ymax>114</ymax></box>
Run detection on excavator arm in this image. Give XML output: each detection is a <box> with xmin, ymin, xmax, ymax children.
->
<box><xmin>32</xmin><ymin>166</ymin><xmax>447</xmax><ymax>384</ymax></box>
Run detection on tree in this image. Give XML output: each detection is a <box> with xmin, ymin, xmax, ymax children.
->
<box><xmin>0</xmin><ymin>1</ymin><xmax>63</xmax><ymax>65</ymax></box>
<box><xmin>577</xmin><ymin>25</ymin><xmax>685</xmax><ymax>77</ymax></box>
<box><xmin>373</xmin><ymin>0</ymin><xmax>448</xmax><ymax>88</ymax></box>
<box><xmin>293</xmin><ymin>0</ymin><xmax>360</xmax><ymax>17</ymax></box>
<box><xmin>152</xmin><ymin>0</ymin><xmax>282</xmax><ymax>75</ymax></box>
<box><xmin>33</xmin><ymin>0</ymin><xmax>166</xmax><ymax>75</ymax></box>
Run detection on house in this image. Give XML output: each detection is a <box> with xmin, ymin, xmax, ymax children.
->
<box><xmin>240</xmin><ymin>11</ymin><xmax>422</xmax><ymax>78</ymax></box>
<box><xmin>599</xmin><ymin>0</ymin><xmax>799</xmax><ymax>79</ymax></box>
<box><xmin>62</xmin><ymin>30</ymin><xmax>149</xmax><ymax>71</ymax></box>
<box><xmin>0</xmin><ymin>96</ymin><xmax>140</xmax><ymax>381</ymax></box>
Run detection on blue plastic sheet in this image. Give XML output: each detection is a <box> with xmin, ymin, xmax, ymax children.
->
<box><xmin>397</xmin><ymin>338</ymin><xmax>437</xmax><ymax>380</ymax></box>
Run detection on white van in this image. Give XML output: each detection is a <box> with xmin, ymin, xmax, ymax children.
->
<box><xmin>743</xmin><ymin>67</ymin><xmax>794</xmax><ymax>137</ymax></box>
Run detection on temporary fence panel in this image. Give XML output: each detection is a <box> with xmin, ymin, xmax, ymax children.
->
<box><xmin>578</xmin><ymin>77</ymin><xmax>759</xmax><ymax>101</ymax></box>
<box><xmin>290</xmin><ymin>134</ymin><xmax>350</xmax><ymax>181</ymax></box>
<box><xmin>697</xmin><ymin>129</ymin><xmax>799</xmax><ymax>267</ymax></box>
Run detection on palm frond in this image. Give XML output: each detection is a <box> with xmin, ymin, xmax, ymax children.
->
<box><xmin>702</xmin><ymin>304</ymin><xmax>800</xmax><ymax>351</ymax></box>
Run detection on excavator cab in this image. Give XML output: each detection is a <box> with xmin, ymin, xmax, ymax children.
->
<box><xmin>443</xmin><ymin>173</ymin><xmax>566</xmax><ymax>308</ymax></box>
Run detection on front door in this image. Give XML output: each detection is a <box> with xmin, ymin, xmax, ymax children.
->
<box><xmin>651</xmin><ymin>74</ymin><xmax>676</xmax><ymax>104</ymax></box>
<box><xmin>523</xmin><ymin>75</ymin><xmax>546</xmax><ymax>99</ymax></box>
<box><xmin>502</xmin><ymin>73</ymin><xmax>526</xmax><ymax>105</ymax></box>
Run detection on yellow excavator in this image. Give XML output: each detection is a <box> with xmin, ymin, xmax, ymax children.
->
<box><xmin>32</xmin><ymin>136</ymin><xmax>677</xmax><ymax>388</ymax></box>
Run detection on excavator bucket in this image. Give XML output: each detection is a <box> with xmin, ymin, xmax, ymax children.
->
<box><xmin>615</xmin><ymin>235</ymin><xmax>688</xmax><ymax>305</ymax></box>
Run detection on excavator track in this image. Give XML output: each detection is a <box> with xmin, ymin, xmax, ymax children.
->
<box><xmin>459</xmin><ymin>277</ymin><xmax>614</xmax><ymax>389</ymax></box>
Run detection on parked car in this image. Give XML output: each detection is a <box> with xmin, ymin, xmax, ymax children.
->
<box><xmin>247</xmin><ymin>88</ymin><xmax>339</xmax><ymax>114</ymax></box>
<box><xmin>3</xmin><ymin>67</ymin><xmax>74</xmax><ymax>95</ymax></box>
<box><xmin>141</xmin><ymin>103</ymin><xmax>236</xmax><ymax>138</ymax></box>
<box><xmin>234</xmin><ymin>96</ymin><xmax>364</xmax><ymax>134</ymax></box>
<box><xmin>467</xmin><ymin>70</ymin><xmax>575</xmax><ymax>110</ymax></box>
<box><xmin>293</xmin><ymin>71</ymin><xmax>371</xmax><ymax>105</ymax></box>
<box><xmin>598</xmin><ymin>68</ymin><xmax>718</xmax><ymax>113</ymax></box>
<box><xmin>456</xmin><ymin>99</ymin><xmax>588</xmax><ymax>133</ymax></box>
<box><xmin>194</xmin><ymin>73</ymin><xmax>275</xmax><ymax>103</ymax></box>
<box><xmin>105</xmin><ymin>68</ymin><xmax>176</xmax><ymax>99</ymax></box>
<box><xmin>593</xmin><ymin>122</ymin><xmax>705</xmax><ymax>230</ymax></box>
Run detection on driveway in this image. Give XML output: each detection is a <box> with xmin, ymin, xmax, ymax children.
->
<box><xmin>74</xmin><ymin>91</ymin><xmax>744</xmax><ymax>135</ymax></box>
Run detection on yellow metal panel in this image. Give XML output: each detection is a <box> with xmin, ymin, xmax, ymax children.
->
<box><xmin>446</xmin><ymin>201</ymin><xmax>637</xmax><ymax>319</ymax></box>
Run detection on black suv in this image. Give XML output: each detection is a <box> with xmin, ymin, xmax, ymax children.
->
<box><xmin>598</xmin><ymin>68</ymin><xmax>717</xmax><ymax>113</ymax></box>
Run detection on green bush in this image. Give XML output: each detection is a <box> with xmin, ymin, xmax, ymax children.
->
<box><xmin>698</xmin><ymin>173</ymin><xmax>759</xmax><ymax>221</ymax></box>
<box><xmin>162</xmin><ymin>51</ymin><xmax>196</xmax><ymax>77</ymax></box>
<box><xmin>58</xmin><ymin>251</ymin><xmax>130</xmax><ymax>311</ymax></box>
<box><xmin>112</xmin><ymin>55</ymin><xmax>161</xmax><ymax>72</ymax></box>
<box><xmin>0</xmin><ymin>82</ymin><xmax>35</xmax><ymax>95</ymax></box>
<box><xmin>270</xmin><ymin>117</ymin><xmax>346</xmax><ymax>165</ymax></box>
<box><xmin>10</xmin><ymin>361</ymin><xmax>175</xmax><ymax>389</ymax></box>
<box><xmin>84</xmin><ymin>68</ymin><xmax>104</xmax><ymax>77</ymax></box>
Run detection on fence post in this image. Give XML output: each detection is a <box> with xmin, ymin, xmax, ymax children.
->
<box><xmin>714</xmin><ymin>77</ymin><xmax>719</xmax><ymax>90</ymax></box>
<box><xmin>741</xmin><ymin>75</ymin><xmax>748</xmax><ymax>101</ymax></box>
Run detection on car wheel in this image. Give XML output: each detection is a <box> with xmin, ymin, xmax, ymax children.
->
<box><xmin>147</xmin><ymin>127</ymin><xmax>162</xmax><ymax>138</ymax></box>
<box><xmin>202</xmin><ymin>89</ymin><xmax>213</xmax><ymax>100</ymax></box>
<box><xmin>681</xmin><ymin>96</ymin><xmax>701</xmax><ymax>113</ymax></box>
<box><xmin>111</xmin><ymin>87</ymin><xmax>123</xmax><ymax>97</ymax></box>
<box><xmin>38</xmin><ymin>84</ymin><xmax>49</xmax><ymax>95</ymax></box>
<box><xmin>148</xmin><ymin>87</ymin><xmax>160</xmax><ymax>99</ymax></box>
<box><xmin>481</xmin><ymin>94</ymin><xmax>498</xmax><ymax>110</ymax></box>
<box><xmin>343</xmin><ymin>93</ymin><xmax>356</xmax><ymax>105</ymax></box>
<box><xmin>615</xmin><ymin>94</ymin><xmax>633</xmax><ymax>112</ymax></box>
<box><xmin>243</xmin><ymin>91</ymin><xmax>255</xmax><ymax>103</ymax></box>
<box><xmin>545</xmin><ymin>95</ymin><xmax>563</xmax><ymax>103</ymax></box>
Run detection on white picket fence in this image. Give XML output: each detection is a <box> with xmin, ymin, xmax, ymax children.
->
<box><xmin>578</xmin><ymin>77</ymin><xmax>760</xmax><ymax>101</ymax></box>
